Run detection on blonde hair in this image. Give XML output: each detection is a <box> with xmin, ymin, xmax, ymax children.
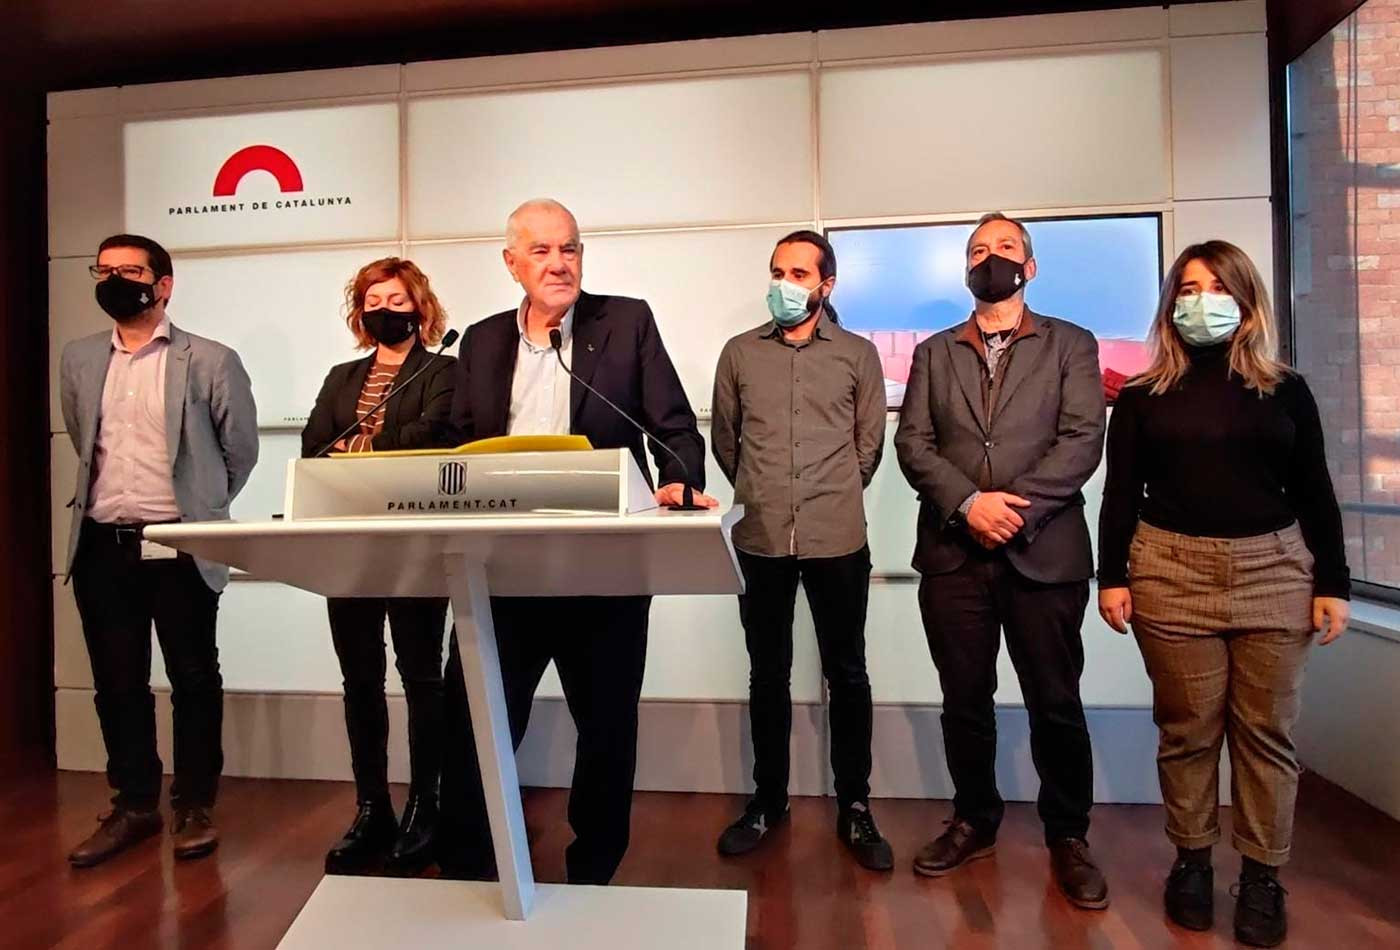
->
<box><xmin>1134</xmin><ymin>240</ymin><xmax>1287</xmax><ymax>396</ymax></box>
<box><xmin>344</xmin><ymin>257</ymin><xmax>448</xmax><ymax>350</ymax></box>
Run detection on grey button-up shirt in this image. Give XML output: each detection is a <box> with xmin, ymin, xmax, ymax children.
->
<box><xmin>712</xmin><ymin>309</ymin><xmax>887</xmax><ymax>558</ymax></box>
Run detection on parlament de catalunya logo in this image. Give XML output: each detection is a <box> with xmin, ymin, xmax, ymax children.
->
<box><xmin>169</xmin><ymin>144</ymin><xmax>354</xmax><ymax>218</ymax></box>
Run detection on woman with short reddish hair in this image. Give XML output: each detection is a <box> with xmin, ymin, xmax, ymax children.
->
<box><xmin>301</xmin><ymin>257</ymin><xmax>456</xmax><ymax>876</ymax></box>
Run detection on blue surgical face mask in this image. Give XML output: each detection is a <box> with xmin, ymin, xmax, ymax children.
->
<box><xmin>766</xmin><ymin>279</ymin><xmax>821</xmax><ymax>328</ymax></box>
<box><xmin>1172</xmin><ymin>291</ymin><xmax>1241</xmax><ymax>346</ymax></box>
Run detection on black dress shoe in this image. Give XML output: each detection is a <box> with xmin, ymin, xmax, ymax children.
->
<box><xmin>1049</xmin><ymin>838</ymin><xmax>1110</xmax><ymax>910</ymax></box>
<box><xmin>717</xmin><ymin>800</ymin><xmax>789</xmax><ymax>856</ymax></box>
<box><xmin>1165</xmin><ymin>859</ymin><xmax>1214</xmax><ymax>931</ymax></box>
<box><xmin>325</xmin><ymin>800</ymin><xmax>398</xmax><ymax>875</ymax></box>
<box><xmin>837</xmin><ymin>802</ymin><xmax>894</xmax><ymax>871</ymax></box>
<box><xmin>913</xmin><ymin>819</ymin><xmax>996</xmax><ymax>877</ymax></box>
<box><xmin>385</xmin><ymin>795</ymin><xmax>438</xmax><ymax>877</ymax></box>
<box><xmin>1233</xmin><ymin>873</ymin><xmax>1288</xmax><ymax>947</ymax></box>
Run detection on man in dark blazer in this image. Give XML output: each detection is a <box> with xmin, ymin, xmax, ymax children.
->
<box><xmin>437</xmin><ymin>198</ymin><xmax>714</xmax><ymax>885</ymax></box>
<box><xmin>894</xmin><ymin>213</ymin><xmax>1108</xmax><ymax>909</ymax></box>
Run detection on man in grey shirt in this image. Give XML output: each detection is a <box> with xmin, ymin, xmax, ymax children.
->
<box><xmin>710</xmin><ymin>230</ymin><xmax>891</xmax><ymax>870</ymax></box>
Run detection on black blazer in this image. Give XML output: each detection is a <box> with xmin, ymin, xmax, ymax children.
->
<box><xmin>301</xmin><ymin>342</ymin><xmax>457</xmax><ymax>458</ymax></box>
<box><xmin>893</xmin><ymin>310</ymin><xmax>1105</xmax><ymax>584</ymax></box>
<box><xmin>449</xmin><ymin>291</ymin><xmax>705</xmax><ymax>491</ymax></box>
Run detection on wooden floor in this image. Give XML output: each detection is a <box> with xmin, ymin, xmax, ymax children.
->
<box><xmin>2</xmin><ymin>770</ymin><xmax>1397</xmax><ymax>949</ymax></box>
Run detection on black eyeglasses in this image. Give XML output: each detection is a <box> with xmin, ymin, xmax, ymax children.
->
<box><xmin>89</xmin><ymin>264</ymin><xmax>153</xmax><ymax>281</ymax></box>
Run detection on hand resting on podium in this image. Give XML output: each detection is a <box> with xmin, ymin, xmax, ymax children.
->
<box><xmin>655</xmin><ymin>482</ymin><xmax>719</xmax><ymax>509</ymax></box>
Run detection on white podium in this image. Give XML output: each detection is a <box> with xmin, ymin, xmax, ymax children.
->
<box><xmin>145</xmin><ymin>449</ymin><xmax>748</xmax><ymax>949</ymax></box>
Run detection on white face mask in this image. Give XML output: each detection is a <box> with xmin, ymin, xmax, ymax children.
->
<box><xmin>1172</xmin><ymin>292</ymin><xmax>1241</xmax><ymax>346</ymax></box>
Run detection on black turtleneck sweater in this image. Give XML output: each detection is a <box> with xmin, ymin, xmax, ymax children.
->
<box><xmin>1097</xmin><ymin>343</ymin><xmax>1350</xmax><ymax>599</ymax></box>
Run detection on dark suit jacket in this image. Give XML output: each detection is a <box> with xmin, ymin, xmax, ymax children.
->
<box><xmin>301</xmin><ymin>342</ymin><xmax>457</xmax><ymax>458</ymax></box>
<box><xmin>893</xmin><ymin>309</ymin><xmax>1106</xmax><ymax>583</ymax></box>
<box><xmin>449</xmin><ymin>291</ymin><xmax>704</xmax><ymax>491</ymax></box>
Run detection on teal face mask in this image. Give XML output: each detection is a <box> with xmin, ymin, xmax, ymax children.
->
<box><xmin>766</xmin><ymin>279</ymin><xmax>820</xmax><ymax>327</ymax></box>
<box><xmin>1173</xmin><ymin>291</ymin><xmax>1241</xmax><ymax>346</ymax></box>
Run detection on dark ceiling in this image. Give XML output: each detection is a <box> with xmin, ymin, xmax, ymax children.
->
<box><xmin>17</xmin><ymin>0</ymin><xmax>1225</xmax><ymax>91</ymax></box>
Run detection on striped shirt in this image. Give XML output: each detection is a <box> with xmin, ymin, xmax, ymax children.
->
<box><xmin>346</xmin><ymin>360</ymin><xmax>403</xmax><ymax>452</ymax></box>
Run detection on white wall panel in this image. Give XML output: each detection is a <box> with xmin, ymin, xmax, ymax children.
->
<box><xmin>411</xmin><ymin>226</ymin><xmax>799</xmax><ymax>414</ymax></box>
<box><xmin>644</xmin><ymin>593</ymin><xmax>823</xmax><ymax>703</ymax></box>
<box><xmin>405</xmin><ymin>34</ymin><xmax>814</xmax><ymax>92</ymax></box>
<box><xmin>47</xmin><ymin>87</ymin><xmax>121</xmax><ymax>121</ymax></box>
<box><xmin>1170</xmin><ymin>33</ymin><xmax>1271</xmax><ymax>200</ymax></box>
<box><xmin>125</xmin><ymin>104</ymin><xmax>400</xmax><ymax>251</ymax></box>
<box><xmin>170</xmin><ymin>245</ymin><xmax>399</xmax><ymax>428</ymax></box>
<box><xmin>1168</xmin><ymin>0</ymin><xmax>1266</xmax><ymax>37</ymax></box>
<box><xmin>816</xmin><ymin>8</ymin><xmax>1166</xmax><ymax>62</ymax></box>
<box><xmin>865</xmin><ymin>419</ymin><xmax>916</xmax><ymax>575</ymax></box>
<box><xmin>232</xmin><ymin>433</ymin><xmax>299</xmax><ymax>521</ymax></box>
<box><xmin>820</xmin><ymin>50</ymin><xmax>1170</xmax><ymax>220</ymax></box>
<box><xmin>1297</xmin><ymin>625</ymin><xmax>1400</xmax><ymax>821</ymax></box>
<box><xmin>863</xmin><ymin>581</ymin><xmax>1152</xmax><ymax>707</ymax></box>
<box><xmin>117</xmin><ymin>65</ymin><xmax>401</xmax><ymax>114</ymax></box>
<box><xmin>48</xmin><ymin>116</ymin><xmax>124</xmax><ymax>258</ymax></box>
<box><xmin>53</xmin><ymin>578</ymin><xmax>90</xmax><ymax>690</ymax></box>
<box><xmin>406</xmin><ymin>73</ymin><xmax>813</xmax><ymax>238</ymax></box>
<box><xmin>50</xmin><ymin>436</ymin><xmax>78</xmax><ymax>576</ymax></box>
<box><xmin>49</xmin><ymin>258</ymin><xmax>113</xmax><ymax>433</ymax></box>
<box><xmin>1172</xmin><ymin>197</ymin><xmax>1275</xmax><ymax>297</ymax></box>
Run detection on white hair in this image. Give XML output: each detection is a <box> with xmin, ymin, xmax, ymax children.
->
<box><xmin>505</xmin><ymin>198</ymin><xmax>579</xmax><ymax>248</ymax></box>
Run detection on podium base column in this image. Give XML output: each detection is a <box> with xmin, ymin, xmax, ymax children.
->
<box><xmin>443</xmin><ymin>554</ymin><xmax>535</xmax><ymax>921</ymax></box>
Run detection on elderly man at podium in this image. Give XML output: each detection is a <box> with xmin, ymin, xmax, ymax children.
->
<box><xmin>437</xmin><ymin>198</ymin><xmax>716</xmax><ymax>884</ymax></box>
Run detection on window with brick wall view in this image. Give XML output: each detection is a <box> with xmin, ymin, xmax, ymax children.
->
<box><xmin>1290</xmin><ymin>0</ymin><xmax>1400</xmax><ymax>596</ymax></box>
<box><xmin>827</xmin><ymin>216</ymin><xmax>1162</xmax><ymax>408</ymax></box>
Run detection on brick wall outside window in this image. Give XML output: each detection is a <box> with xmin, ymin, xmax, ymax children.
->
<box><xmin>1291</xmin><ymin>0</ymin><xmax>1400</xmax><ymax>590</ymax></box>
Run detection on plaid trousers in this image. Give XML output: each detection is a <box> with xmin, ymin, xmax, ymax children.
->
<box><xmin>1128</xmin><ymin>520</ymin><xmax>1315</xmax><ymax>865</ymax></box>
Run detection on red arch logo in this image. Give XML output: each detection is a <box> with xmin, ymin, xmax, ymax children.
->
<box><xmin>211</xmin><ymin>145</ymin><xmax>304</xmax><ymax>196</ymax></box>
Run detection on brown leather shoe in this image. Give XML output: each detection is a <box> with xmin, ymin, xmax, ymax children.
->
<box><xmin>172</xmin><ymin>806</ymin><xmax>219</xmax><ymax>860</ymax></box>
<box><xmin>1050</xmin><ymin>838</ymin><xmax>1110</xmax><ymax>909</ymax></box>
<box><xmin>69</xmin><ymin>808</ymin><xmax>163</xmax><ymax>868</ymax></box>
<box><xmin>912</xmin><ymin>819</ymin><xmax>996</xmax><ymax>877</ymax></box>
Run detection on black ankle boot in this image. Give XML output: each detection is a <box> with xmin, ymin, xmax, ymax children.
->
<box><xmin>325</xmin><ymin>800</ymin><xmax>398</xmax><ymax>875</ymax></box>
<box><xmin>1233</xmin><ymin>866</ymin><xmax>1288</xmax><ymax>948</ymax></box>
<box><xmin>1164</xmin><ymin>858</ymin><xmax>1214</xmax><ymax>931</ymax></box>
<box><xmin>385</xmin><ymin>794</ymin><xmax>439</xmax><ymax>877</ymax></box>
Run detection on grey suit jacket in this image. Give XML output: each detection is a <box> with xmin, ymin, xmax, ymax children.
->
<box><xmin>893</xmin><ymin>309</ymin><xmax>1105</xmax><ymax>583</ymax></box>
<box><xmin>59</xmin><ymin>321</ymin><xmax>259</xmax><ymax>592</ymax></box>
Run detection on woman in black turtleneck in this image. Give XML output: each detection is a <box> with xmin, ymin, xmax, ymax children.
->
<box><xmin>1097</xmin><ymin>240</ymin><xmax>1349</xmax><ymax>948</ymax></box>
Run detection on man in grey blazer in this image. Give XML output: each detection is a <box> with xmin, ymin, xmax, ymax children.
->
<box><xmin>60</xmin><ymin>234</ymin><xmax>258</xmax><ymax>868</ymax></box>
<box><xmin>894</xmin><ymin>213</ymin><xmax>1108</xmax><ymax>908</ymax></box>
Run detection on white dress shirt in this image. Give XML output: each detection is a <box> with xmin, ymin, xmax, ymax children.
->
<box><xmin>88</xmin><ymin>315</ymin><xmax>181</xmax><ymax>524</ymax></box>
<box><xmin>507</xmin><ymin>299</ymin><xmax>575</xmax><ymax>436</ymax></box>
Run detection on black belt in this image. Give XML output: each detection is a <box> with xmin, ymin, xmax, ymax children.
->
<box><xmin>84</xmin><ymin>519</ymin><xmax>180</xmax><ymax>544</ymax></box>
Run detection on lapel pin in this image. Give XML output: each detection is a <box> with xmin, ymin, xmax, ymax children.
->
<box><xmin>587</xmin><ymin>343</ymin><xmax>595</xmax><ymax>352</ymax></box>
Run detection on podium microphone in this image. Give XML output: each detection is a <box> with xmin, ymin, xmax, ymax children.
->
<box><xmin>313</xmin><ymin>328</ymin><xmax>461</xmax><ymax>459</ymax></box>
<box><xmin>549</xmin><ymin>327</ymin><xmax>706</xmax><ymax>511</ymax></box>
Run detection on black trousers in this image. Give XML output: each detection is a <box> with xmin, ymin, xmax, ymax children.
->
<box><xmin>70</xmin><ymin>520</ymin><xmax>223</xmax><ymax>812</ymax></box>
<box><xmin>917</xmin><ymin>551</ymin><xmax>1093</xmax><ymax>843</ymax></box>
<box><xmin>738</xmin><ymin>546</ymin><xmax>873</xmax><ymax>812</ymax></box>
<box><xmin>326</xmin><ymin>597</ymin><xmax>448</xmax><ymax>804</ymax></box>
<box><xmin>438</xmin><ymin>595</ymin><xmax>650</xmax><ymax>885</ymax></box>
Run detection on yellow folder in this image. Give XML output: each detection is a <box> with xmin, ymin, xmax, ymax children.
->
<box><xmin>332</xmin><ymin>434</ymin><xmax>594</xmax><ymax>458</ymax></box>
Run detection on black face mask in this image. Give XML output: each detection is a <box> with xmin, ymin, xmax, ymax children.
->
<box><xmin>95</xmin><ymin>275</ymin><xmax>160</xmax><ymax>321</ymax></box>
<box><xmin>363</xmin><ymin>308</ymin><xmax>419</xmax><ymax>345</ymax></box>
<box><xmin>967</xmin><ymin>253</ymin><xmax>1028</xmax><ymax>304</ymax></box>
